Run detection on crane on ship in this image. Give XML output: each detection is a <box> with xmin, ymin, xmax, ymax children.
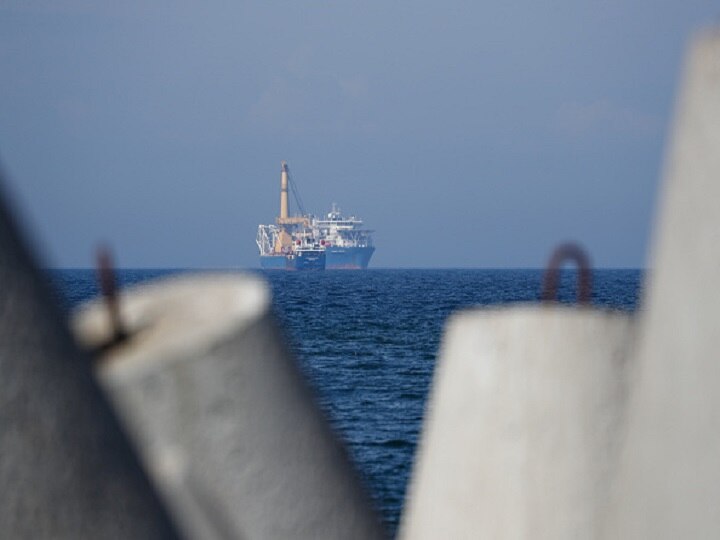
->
<box><xmin>274</xmin><ymin>161</ymin><xmax>313</xmax><ymax>253</ymax></box>
<box><xmin>285</xmin><ymin>163</ymin><xmax>308</xmax><ymax>218</ymax></box>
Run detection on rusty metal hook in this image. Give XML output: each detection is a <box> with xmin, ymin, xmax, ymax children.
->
<box><xmin>95</xmin><ymin>245</ymin><xmax>127</xmax><ymax>351</ymax></box>
<box><xmin>541</xmin><ymin>243</ymin><xmax>592</xmax><ymax>304</ymax></box>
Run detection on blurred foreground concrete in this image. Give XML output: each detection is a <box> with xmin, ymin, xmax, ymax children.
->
<box><xmin>401</xmin><ymin>308</ymin><xmax>634</xmax><ymax>539</ymax></box>
<box><xmin>0</xmin><ymin>190</ymin><xmax>178</xmax><ymax>538</ymax></box>
<box><xmin>402</xmin><ymin>27</ymin><xmax>720</xmax><ymax>540</ymax></box>
<box><xmin>73</xmin><ymin>276</ymin><xmax>384</xmax><ymax>540</ymax></box>
<box><xmin>605</xmin><ymin>27</ymin><xmax>720</xmax><ymax>538</ymax></box>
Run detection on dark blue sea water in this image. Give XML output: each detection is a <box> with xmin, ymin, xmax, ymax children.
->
<box><xmin>47</xmin><ymin>268</ymin><xmax>643</xmax><ymax>535</ymax></box>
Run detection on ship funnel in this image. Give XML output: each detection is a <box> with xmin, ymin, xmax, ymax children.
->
<box><xmin>280</xmin><ymin>161</ymin><xmax>289</xmax><ymax>219</ymax></box>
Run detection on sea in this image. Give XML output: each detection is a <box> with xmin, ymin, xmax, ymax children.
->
<box><xmin>47</xmin><ymin>268</ymin><xmax>643</xmax><ymax>535</ymax></box>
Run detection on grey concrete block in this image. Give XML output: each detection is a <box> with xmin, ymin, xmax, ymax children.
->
<box><xmin>0</xmin><ymin>187</ymin><xmax>178</xmax><ymax>538</ymax></box>
<box><xmin>400</xmin><ymin>306</ymin><xmax>635</xmax><ymax>540</ymax></box>
<box><xmin>605</xmin><ymin>28</ymin><xmax>720</xmax><ymax>538</ymax></box>
<box><xmin>73</xmin><ymin>274</ymin><xmax>385</xmax><ymax>540</ymax></box>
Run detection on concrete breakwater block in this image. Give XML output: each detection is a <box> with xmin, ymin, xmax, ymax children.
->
<box><xmin>605</xmin><ymin>29</ymin><xmax>720</xmax><ymax>538</ymax></box>
<box><xmin>0</xmin><ymin>191</ymin><xmax>178</xmax><ymax>538</ymax></box>
<box><xmin>400</xmin><ymin>306</ymin><xmax>635</xmax><ymax>539</ymax></box>
<box><xmin>73</xmin><ymin>274</ymin><xmax>384</xmax><ymax>540</ymax></box>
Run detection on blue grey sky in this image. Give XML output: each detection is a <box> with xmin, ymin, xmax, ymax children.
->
<box><xmin>1</xmin><ymin>1</ymin><xmax>717</xmax><ymax>268</ymax></box>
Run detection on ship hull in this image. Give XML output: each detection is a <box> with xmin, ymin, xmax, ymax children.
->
<box><xmin>260</xmin><ymin>250</ymin><xmax>326</xmax><ymax>271</ymax></box>
<box><xmin>260</xmin><ymin>255</ymin><xmax>289</xmax><ymax>270</ymax></box>
<box><xmin>325</xmin><ymin>246</ymin><xmax>375</xmax><ymax>270</ymax></box>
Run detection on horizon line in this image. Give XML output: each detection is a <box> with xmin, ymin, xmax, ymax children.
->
<box><xmin>43</xmin><ymin>266</ymin><xmax>648</xmax><ymax>271</ymax></box>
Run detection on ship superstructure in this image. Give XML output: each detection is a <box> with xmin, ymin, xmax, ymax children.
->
<box><xmin>256</xmin><ymin>162</ymin><xmax>375</xmax><ymax>270</ymax></box>
<box><xmin>313</xmin><ymin>204</ymin><xmax>375</xmax><ymax>269</ymax></box>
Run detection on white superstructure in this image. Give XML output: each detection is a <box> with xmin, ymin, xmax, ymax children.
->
<box><xmin>312</xmin><ymin>203</ymin><xmax>374</xmax><ymax>249</ymax></box>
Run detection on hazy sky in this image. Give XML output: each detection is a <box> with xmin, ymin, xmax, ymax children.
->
<box><xmin>1</xmin><ymin>0</ymin><xmax>717</xmax><ymax>268</ymax></box>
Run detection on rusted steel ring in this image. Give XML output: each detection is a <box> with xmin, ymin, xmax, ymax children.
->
<box><xmin>541</xmin><ymin>243</ymin><xmax>592</xmax><ymax>304</ymax></box>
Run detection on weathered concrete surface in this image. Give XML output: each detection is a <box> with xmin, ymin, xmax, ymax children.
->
<box><xmin>73</xmin><ymin>275</ymin><xmax>385</xmax><ymax>540</ymax></box>
<box><xmin>400</xmin><ymin>307</ymin><xmax>634</xmax><ymax>540</ymax></box>
<box><xmin>604</xmin><ymin>29</ymin><xmax>720</xmax><ymax>538</ymax></box>
<box><xmin>0</xmin><ymin>188</ymin><xmax>178</xmax><ymax>538</ymax></box>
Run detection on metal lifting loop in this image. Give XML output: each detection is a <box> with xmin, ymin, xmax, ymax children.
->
<box><xmin>541</xmin><ymin>243</ymin><xmax>592</xmax><ymax>304</ymax></box>
<box><xmin>94</xmin><ymin>245</ymin><xmax>128</xmax><ymax>354</ymax></box>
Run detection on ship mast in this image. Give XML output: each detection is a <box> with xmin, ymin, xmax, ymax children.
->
<box><xmin>277</xmin><ymin>162</ymin><xmax>308</xmax><ymax>226</ymax></box>
<box><xmin>280</xmin><ymin>161</ymin><xmax>289</xmax><ymax>219</ymax></box>
<box><xmin>275</xmin><ymin>161</ymin><xmax>307</xmax><ymax>253</ymax></box>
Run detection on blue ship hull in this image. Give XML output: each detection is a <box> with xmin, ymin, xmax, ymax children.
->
<box><xmin>260</xmin><ymin>250</ymin><xmax>325</xmax><ymax>270</ymax></box>
<box><xmin>325</xmin><ymin>246</ymin><xmax>375</xmax><ymax>270</ymax></box>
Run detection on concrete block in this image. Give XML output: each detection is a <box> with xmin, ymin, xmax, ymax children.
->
<box><xmin>73</xmin><ymin>274</ymin><xmax>384</xmax><ymax>540</ymax></box>
<box><xmin>0</xmin><ymin>189</ymin><xmax>178</xmax><ymax>538</ymax></box>
<box><xmin>400</xmin><ymin>306</ymin><xmax>634</xmax><ymax>540</ymax></box>
<box><xmin>605</xmin><ymin>28</ymin><xmax>720</xmax><ymax>538</ymax></box>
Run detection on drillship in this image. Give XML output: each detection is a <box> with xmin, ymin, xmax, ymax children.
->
<box><xmin>256</xmin><ymin>162</ymin><xmax>375</xmax><ymax>270</ymax></box>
